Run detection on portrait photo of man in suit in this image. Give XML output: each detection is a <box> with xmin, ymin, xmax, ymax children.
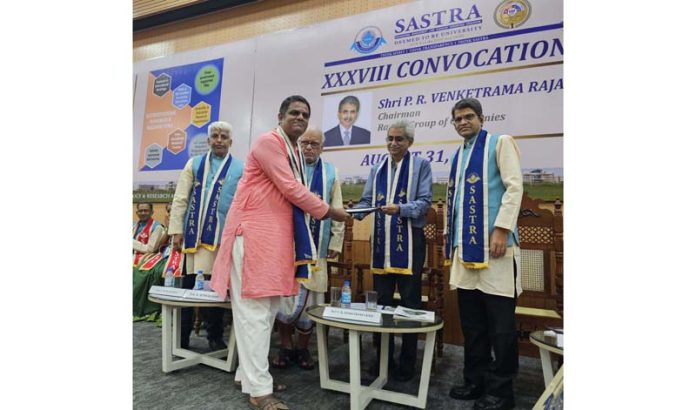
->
<box><xmin>324</xmin><ymin>95</ymin><xmax>371</xmax><ymax>147</ymax></box>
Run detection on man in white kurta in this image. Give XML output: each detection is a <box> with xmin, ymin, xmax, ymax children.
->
<box><xmin>168</xmin><ymin>121</ymin><xmax>244</xmax><ymax>350</ymax></box>
<box><xmin>273</xmin><ymin>127</ymin><xmax>345</xmax><ymax>371</ymax></box>
<box><xmin>445</xmin><ymin>98</ymin><xmax>523</xmax><ymax>410</ymax></box>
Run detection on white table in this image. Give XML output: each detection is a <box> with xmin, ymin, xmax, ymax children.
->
<box><xmin>529</xmin><ymin>330</ymin><xmax>563</xmax><ymax>387</ymax></box>
<box><xmin>306</xmin><ymin>305</ymin><xmax>443</xmax><ymax>410</ymax></box>
<box><xmin>148</xmin><ymin>295</ymin><xmax>236</xmax><ymax>373</ymax></box>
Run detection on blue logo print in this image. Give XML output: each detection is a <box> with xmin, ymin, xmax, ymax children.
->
<box><xmin>351</xmin><ymin>26</ymin><xmax>387</xmax><ymax>54</ymax></box>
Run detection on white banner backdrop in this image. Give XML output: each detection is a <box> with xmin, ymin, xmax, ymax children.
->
<box><xmin>133</xmin><ymin>0</ymin><xmax>562</xmax><ymax>187</ymax></box>
<box><xmin>251</xmin><ymin>0</ymin><xmax>562</xmax><ymax>181</ymax></box>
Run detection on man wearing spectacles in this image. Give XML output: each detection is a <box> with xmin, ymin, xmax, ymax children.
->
<box><xmin>352</xmin><ymin>119</ymin><xmax>433</xmax><ymax>382</ymax></box>
<box><xmin>273</xmin><ymin>126</ymin><xmax>345</xmax><ymax>372</ymax></box>
<box><xmin>324</xmin><ymin>95</ymin><xmax>371</xmax><ymax>147</ymax></box>
<box><xmin>210</xmin><ymin>96</ymin><xmax>349</xmax><ymax>410</ymax></box>
<box><xmin>445</xmin><ymin>98</ymin><xmax>523</xmax><ymax>410</ymax></box>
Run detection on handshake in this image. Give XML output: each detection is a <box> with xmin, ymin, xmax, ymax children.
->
<box><xmin>323</xmin><ymin>207</ymin><xmax>351</xmax><ymax>222</ymax></box>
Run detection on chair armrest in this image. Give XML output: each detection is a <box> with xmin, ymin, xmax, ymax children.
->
<box><xmin>326</xmin><ymin>261</ymin><xmax>352</xmax><ymax>270</ymax></box>
<box><xmin>427</xmin><ymin>267</ymin><xmax>445</xmax><ymax>309</ymax></box>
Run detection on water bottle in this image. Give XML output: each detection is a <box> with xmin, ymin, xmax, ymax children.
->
<box><xmin>194</xmin><ymin>270</ymin><xmax>205</xmax><ymax>290</ymax></box>
<box><xmin>164</xmin><ymin>268</ymin><xmax>175</xmax><ymax>287</ymax></box>
<box><xmin>341</xmin><ymin>279</ymin><xmax>352</xmax><ymax>308</ymax></box>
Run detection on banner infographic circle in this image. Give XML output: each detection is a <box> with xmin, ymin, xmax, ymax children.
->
<box><xmin>195</xmin><ymin>65</ymin><xmax>221</xmax><ymax>95</ymax></box>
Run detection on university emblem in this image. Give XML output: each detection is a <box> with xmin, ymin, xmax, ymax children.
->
<box><xmin>466</xmin><ymin>173</ymin><xmax>481</xmax><ymax>184</ymax></box>
<box><xmin>494</xmin><ymin>0</ymin><xmax>532</xmax><ymax>29</ymax></box>
<box><xmin>351</xmin><ymin>26</ymin><xmax>387</xmax><ymax>54</ymax></box>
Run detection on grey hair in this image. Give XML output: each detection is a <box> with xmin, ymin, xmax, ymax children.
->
<box><xmin>388</xmin><ymin>120</ymin><xmax>415</xmax><ymax>143</ymax></box>
<box><xmin>207</xmin><ymin>121</ymin><xmax>233</xmax><ymax>137</ymax></box>
<box><xmin>299</xmin><ymin>126</ymin><xmax>325</xmax><ymax>144</ymax></box>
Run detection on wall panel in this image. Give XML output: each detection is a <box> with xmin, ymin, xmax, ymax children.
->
<box><xmin>134</xmin><ymin>0</ymin><xmax>412</xmax><ymax>62</ymax></box>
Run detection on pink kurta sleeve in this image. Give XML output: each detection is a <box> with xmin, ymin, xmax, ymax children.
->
<box><xmin>254</xmin><ymin>135</ymin><xmax>330</xmax><ymax>219</ymax></box>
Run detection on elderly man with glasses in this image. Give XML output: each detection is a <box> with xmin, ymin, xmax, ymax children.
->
<box><xmin>272</xmin><ymin>126</ymin><xmax>345</xmax><ymax>371</ymax></box>
<box><xmin>352</xmin><ymin>119</ymin><xmax>433</xmax><ymax>382</ymax></box>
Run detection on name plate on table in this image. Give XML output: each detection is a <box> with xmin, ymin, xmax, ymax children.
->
<box><xmin>323</xmin><ymin>307</ymin><xmax>382</xmax><ymax>325</ymax></box>
<box><xmin>149</xmin><ymin>286</ymin><xmax>228</xmax><ymax>302</ymax></box>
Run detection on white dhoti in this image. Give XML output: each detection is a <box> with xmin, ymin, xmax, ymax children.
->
<box><xmin>277</xmin><ymin>259</ymin><xmax>326</xmax><ymax>330</ymax></box>
<box><xmin>185</xmin><ymin>247</ymin><xmax>217</xmax><ymax>274</ymax></box>
<box><xmin>229</xmin><ymin>236</ymin><xmax>280</xmax><ymax>397</ymax></box>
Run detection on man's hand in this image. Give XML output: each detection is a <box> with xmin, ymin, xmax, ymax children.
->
<box><xmin>380</xmin><ymin>204</ymin><xmax>400</xmax><ymax>215</ymax></box>
<box><xmin>327</xmin><ymin>250</ymin><xmax>341</xmax><ymax>260</ymax></box>
<box><xmin>324</xmin><ymin>207</ymin><xmax>350</xmax><ymax>222</ymax></box>
<box><xmin>489</xmin><ymin>227</ymin><xmax>509</xmax><ymax>259</ymax></box>
<box><xmin>172</xmin><ymin>234</ymin><xmax>183</xmax><ymax>251</ymax></box>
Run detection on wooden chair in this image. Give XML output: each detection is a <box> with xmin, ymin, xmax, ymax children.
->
<box><xmin>515</xmin><ymin>194</ymin><xmax>564</xmax><ymax>356</ymax></box>
<box><xmin>420</xmin><ymin>204</ymin><xmax>445</xmax><ymax>358</ymax></box>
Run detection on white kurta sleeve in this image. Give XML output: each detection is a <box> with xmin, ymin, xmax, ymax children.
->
<box><xmin>328</xmin><ymin>167</ymin><xmax>345</xmax><ymax>253</ymax></box>
<box><xmin>168</xmin><ymin>159</ymin><xmax>194</xmax><ymax>235</ymax></box>
<box><xmin>493</xmin><ymin>135</ymin><xmax>523</xmax><ymax>231</ymax></box>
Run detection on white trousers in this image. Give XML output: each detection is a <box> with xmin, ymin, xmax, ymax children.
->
<box><xmin>229</xmin><ymin>236</ymin><xmax>279</xmax><ymax>397</ymax></box>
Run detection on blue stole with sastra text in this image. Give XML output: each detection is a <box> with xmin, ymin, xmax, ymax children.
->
<box><xmin>183</xmin><ymin>152</ymin><xmax>232</xmax><ymax>253</ymax></box>
<box><xmin>371</xmin><ymin>152</ymin><xmax>413</xmax><ymax>275</ymax></box>
<box><xmin>277</xmin><ymin>128</ymin><xmax>318</xmax><ymax>283</ymax></box>
<box><xmin>445</xmin><ymin>130</ymin><xmax>490</xmax><ymax>269</ymax></box>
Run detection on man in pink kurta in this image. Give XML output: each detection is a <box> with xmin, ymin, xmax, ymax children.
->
<box><xmin>211</xmin><ymin>95</ymin><xmax>349</xmax><ymax>410</ymax></box>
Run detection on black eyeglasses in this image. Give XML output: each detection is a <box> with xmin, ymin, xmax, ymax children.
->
<box><xmin>451</xmin><ymin>113</ymin><xmax>478</xmax><ymax>124</ymax></box>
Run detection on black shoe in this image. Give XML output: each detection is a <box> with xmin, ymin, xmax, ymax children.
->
<box><xmin>208</xmin><ymin>338</ymin><xmax>227</xmax><ymax>351</ymax></box>
<box><xmin>392</xmin><ymin>367</ymin><xmax>415</xmax><ymax>382</ymax></box>
<box><xmin>474</xmin><ymin>395</ymin><xmax>515</xmax><ymax>410</ymax></box>
<box><xmin>449</xmin><ymin>383</ymin><xmax>483</xmax><ymax>400</ymax></box>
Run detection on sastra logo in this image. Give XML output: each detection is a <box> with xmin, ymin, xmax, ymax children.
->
<box><xmin>351</xmin><ymin>26</ymin><xmax>387</xmax><ymax>54</ymax></box>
